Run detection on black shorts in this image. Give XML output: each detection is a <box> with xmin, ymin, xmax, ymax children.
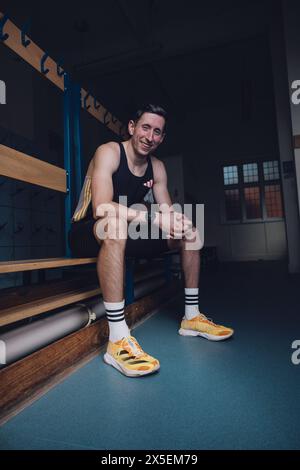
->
<box><xmin>68</xmin><ymin>217</ymin><xmax>169</xmax><ymax>259</ymax></box>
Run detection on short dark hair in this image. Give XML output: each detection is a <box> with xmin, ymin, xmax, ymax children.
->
<box><xmin>132</xmin><ymin>104</ymin><xmax>167</xmax><ymax>132</ymax></box>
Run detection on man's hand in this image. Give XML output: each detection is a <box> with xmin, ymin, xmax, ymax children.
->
<box><xmin>156</xmin><ymin>211</ymin><xmax>193</xmax><ymax>239</ymax></box>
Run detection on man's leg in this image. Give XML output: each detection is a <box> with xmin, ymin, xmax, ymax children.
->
<box><xmin>94</xmin><ymin>215</ymin><xmax>129</xmax><ymax>342</ymax></box>
<box><xmin>167</xmin><ymin>227</ymin><xmax>234</xmax><ymax>341</ymax></box>
<box><xmin>179</xmin><ymin>235</ymin><xmax>200</xmax><ymax>288</ymax></box>
<box><xmin>94</xmin><ymin>217</ymin><xmax>127</xmax><ymax>302</ymax></box>
<box><xmin>93</xmin><ymin>215</ymin><xmax>160</xmax><ymax>377</ymax></box>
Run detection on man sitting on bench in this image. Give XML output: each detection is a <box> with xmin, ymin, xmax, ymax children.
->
<box><xmin>69</xmin><ymin>104</ymin><xmax>233</xmax><ymax>377</ymax></box>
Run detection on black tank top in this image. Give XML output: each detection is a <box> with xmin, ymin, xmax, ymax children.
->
<box><xmin>82</xmin><ymin>142</ymin><xmax>154</xmax><ymax>220</ymax></box>
<box><xmin>112</xmin><ymin>142</ymin><xmax>154</xmax><ymax>207</ymax></box>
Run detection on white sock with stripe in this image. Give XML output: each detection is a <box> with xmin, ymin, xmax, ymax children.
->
<box><xmin>184</xmin><ymin>288</ymin><xmax>200</xmax><ymax>320</ymax></box>
<box><xmin>104</xmin><ymin>300</ymin><xmax>130</xmax><ymax>343</ymax></box>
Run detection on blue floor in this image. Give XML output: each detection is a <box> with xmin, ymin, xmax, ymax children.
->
<box><xmin>1</xmin><ymin>261</ymin><xmax>300</xmax><ymax>450</ymax></box>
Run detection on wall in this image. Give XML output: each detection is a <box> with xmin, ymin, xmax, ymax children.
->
<box><xmin>0</xmin><ymin>46</ymin><xmax>65</xmax><ymax>288</ymax></box>
<box><xmin>0</xmin><ymin>32</ymin><xmax>125</xmax><ymax>290</ymax></box>
<box><xmin>182</xmin><ymin>34</ymin><xmax>288</xmax><ymax>262</ymax></box>
<box><xmin>0</xmin><ymin>43</ymin><xmax>34</xmax><ymax>140</ymax></box>
<box><xmin>282</xmin><ymin>0</ymin><xmax>300</xmax><ymax>214</ymax></box>
<box><xmin>163</xmin><ymin>155</ymin><xmax>185</xmax><ymax>207</ymax></box>
<box><xmin>268</xmin><ymin>0</ymin><xmax>300</xmax><ymax>272</ymax></box>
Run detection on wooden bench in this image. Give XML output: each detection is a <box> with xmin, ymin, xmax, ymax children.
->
<box><xmin>0</xmin><ymin>275</ymin><xmax>100</xmax><ymax>327</ymax></box>
<box><xmin>0</xmin><ymin>144</ymin><xmax>178</xmax><ymax>328</ymax></box>
<box><xmin>0</xmin><ymin>144</ymin><xmax>97</xmax><ymax>272</ymax></box>
<box><xmin>0</xmin><ymin>257</ymin><xmax>172</xmax><ymax>328</ymax></box>
<box><xmin>0</xmin><ymin>257</ymin><xmax>175</xmax><ymax>329</ymax></box>
<box><xmin>0</xmin><ymin>144</ymin><xmax>101</xmax><ymax>325</ymax></box>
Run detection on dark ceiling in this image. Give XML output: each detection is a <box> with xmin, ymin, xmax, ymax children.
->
<box><xmin>1</xmin><ymin>0</ymin><xmax>275</xmax><ymax>148</ymax></box>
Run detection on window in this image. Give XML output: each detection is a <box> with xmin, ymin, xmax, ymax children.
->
<box><xmin>223</xmin><ymin>166</ymin><xmax>238</xmax><ymax>185</ymax></box>
<box><xmin>225</xmin><ymin>189</ymin><xmax>242</xmax><ymax>220</ymax></box>
<box><xmin>243</xmin><ymin>163</ymin><xmax>258</xmax><ymax>183</ymax></box>
<box><xmin>265</xmin><ymin>184</ymin><xmax>283</xmax><ymax>218</ymax></box>
<box><xmin>222</xmin><ymin>160</ymin><xmax>283</xmax><ymax>222</ymax></box>
<box><xmin>244</xmin><ymin>186</ymin><xmax>262</xmax><ymax>219</ymax></box>
<box><xmin>263</xmin><ymin>161</ymin><xmax>279</xmax><ymax>181</ymax></box>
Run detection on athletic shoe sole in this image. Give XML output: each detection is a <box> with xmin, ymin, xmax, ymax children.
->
<box><xmin>178</xmin><ymin>328</ymin><xmax>233</xmax><ymax>341</ymax></box>
<box><xmin>103</xmin><ymin>352</ymin><xmax>160</xmax><ymax>377</ymax></box>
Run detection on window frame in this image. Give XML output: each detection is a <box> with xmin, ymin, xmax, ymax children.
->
<box><xmin>221</xmin><ymin>159</ymin><xmax>284</xmax><ymax>225</ymax></box>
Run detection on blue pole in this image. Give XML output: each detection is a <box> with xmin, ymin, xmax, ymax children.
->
<box><xmin>73</xmin><ymin>83</ymin><xmax>83</xmax><ymax>201</ymax></box>
<box><xmin>63</xmin><ymin>73</ymin><xmax>72</xmax><ymax>257</ymax></box>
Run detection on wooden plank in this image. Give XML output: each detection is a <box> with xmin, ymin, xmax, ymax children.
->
<box><xmin>0</xmin><ymin>281</ymin><xmax>180</xmax><ymax>424</ymax></box>
<box><xmin>0</xmin><ymin>257</ymin><xmax>97</xmax><ymax>273</ymax></box>
<box><xmin>0</xmin><ymin>264</ymin><xmax>166</xmax><ymax>326</ymax></box>
<box><xmin>0</xmin><ymin>12</ymin><xmax>64</xmax><ymax>91</ymax></box>
<box><xmin>0</xmin><ymin>275</ymin><xmax>98</xmax><ymax>310</ymax></box>
<box><xmin>0</xmin><ymin>268</ymin><xmax>165</xmax><ymax>326</ymax></box>
<box><xmin>80</xmin><ymin>89</ymin><xmax>126</xmax><ymax>137</ymax></box>
<box><xmin>0</xmin><ymin>12</ymin><xmax>126</xmax><ymax>136</ymax></box>
<box><xmin>294</xmin><ymin>135</ymin><xmax>300</xmax><ymax>149</ymax></box>
<box><xmin>0</xmin><ymin>144</ymin><xmax>67</xmax><ymax>192</ymax></box>
<box><xmin>0</xmin><ymin>286</ymin><xmax>101</xmax><ymax>327</ymax></box>
<box><xmin>0</xmin><ymin>265</ymin><xmax>161</xmax><ymax>310</ymax></box>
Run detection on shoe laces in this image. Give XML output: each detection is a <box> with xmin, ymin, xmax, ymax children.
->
<box><xmin>121</xmin><ymin>336</ymin><xmax>145</xmax><ymax>358</ymax></box>
<box><xmin>197</xmin><ymin>313</ymin><xmax>218</xmax><ymax>326</ymax></box>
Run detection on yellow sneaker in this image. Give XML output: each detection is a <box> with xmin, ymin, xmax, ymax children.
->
<box><xmin>179</xmin><ymin>313</ymin><xmax>234</xmax><ymax>341</ymax></box>
<box><xmin>104</xmin><ymin>335</ymin><xmax>160</xmax><ymax>377</ymax></box>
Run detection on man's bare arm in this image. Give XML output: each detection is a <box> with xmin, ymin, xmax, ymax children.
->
<box><xmin>91</xmin><ymin>143</ymin><xmax>117</xmax><ymax>218</ymax></box>
<box><xmin>152</xmin><ymin>157</ymin><xmax>192</xmax><ymax>238</ymax></box>
<box><xmin>152</xmin><ymin>157</ymin><xmax>173</xmax><ymax>211</ymax></box>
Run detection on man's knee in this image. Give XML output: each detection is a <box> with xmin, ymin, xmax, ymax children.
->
<box><xmin>94</xmin><ymin>215</ymin><xmax>128</xmax><ymax>244</ymax></box>
<box><xmin>166</xmin><ymin>225</ymin><xmax>203</xmax><ymax>251</ymax></box>
<box><xmin>184</xmin><ymin>225</ymin><xmax>203</xmax><ymax>251</ymax></box>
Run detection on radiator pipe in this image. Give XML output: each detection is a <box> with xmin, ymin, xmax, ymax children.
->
<box><xmin>0</xmin><ymin>275</ymin><xmax>166</xmax><ymax>368</ymax></box>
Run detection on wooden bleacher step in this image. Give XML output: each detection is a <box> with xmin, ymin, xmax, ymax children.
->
<box><xmin>0</xmin><ymin>285</ymin><xmax>101</xmax><ymax>327</ymax></box>
<box><xmin>0</xmin><ymin>257</ymin><xmax>97</xmax><ymax>274</ymax></box>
